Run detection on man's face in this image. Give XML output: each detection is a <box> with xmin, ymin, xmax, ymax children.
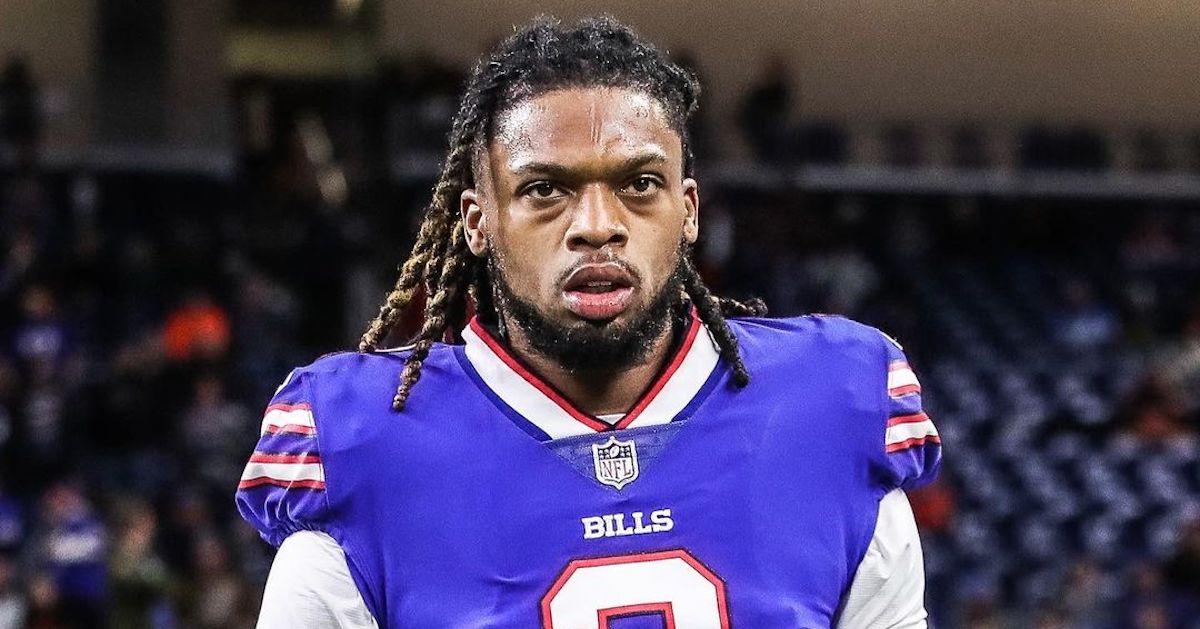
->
<box><xmin>462</xmin><ymin>87</ymin><xmax>699</xmax><ymax>368</ymax></box>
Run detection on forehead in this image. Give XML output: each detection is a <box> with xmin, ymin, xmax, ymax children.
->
<box><xmin>489</xmin><ymin>87</ymin><xmax>681</xmax><ymax>173</ymax></box>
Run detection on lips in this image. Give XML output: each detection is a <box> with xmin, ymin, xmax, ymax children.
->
<box><xmin>562</xmin><ymin>263</ymin><xmax>636</xmax><ymax>321</ymax></box>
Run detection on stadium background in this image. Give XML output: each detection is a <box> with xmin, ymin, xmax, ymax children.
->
<box><xmin>1</xmin><ymin>1</ymin><xmax>1200</xmax><ymax>627</ymax></box>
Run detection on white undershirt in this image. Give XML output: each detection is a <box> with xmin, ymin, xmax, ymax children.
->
<box><xmin>255</xmin><ymin>489</ymin><xmax>926</xmax><ymax>628</ymax></box>
<box><xmin>836</xmin><ymin>489</ymin><xmax>928</xmax><ymax>628</ymax></box>
<box><xmin>258</xmin><ymin>526</ymin><xmax>380</xmax><ymax>628</ymax></box>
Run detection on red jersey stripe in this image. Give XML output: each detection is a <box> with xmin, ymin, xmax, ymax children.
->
<box><xmin>237</xmin><ymin>477</ymin><xmax>326</xmax><ymax>490</ymax></box>
<box><xmin>248</xmin><ymin>453</ymin><xmax>321</xmax><ymax>465</ymax></box>
<box><xmin>887</xmin><ymin>412</ymin><xmax>930</xmax><ymax>427</ymax></box>
<box><xmin>885</xmin><ymin>435</ymin><xmax>941</xmax><ymax>453</ymax></box>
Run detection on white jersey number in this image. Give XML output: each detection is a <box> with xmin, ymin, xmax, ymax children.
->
<box><xmin>540</xmin><ymin>549</ymin><xmax>730</xmax><ymax>628</ymax></box>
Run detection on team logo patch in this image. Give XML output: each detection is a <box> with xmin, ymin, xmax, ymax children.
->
<box><xmin>591</xmin><ymin>436</ymin><xmax>640</xmax><ymax>490</ymax></box>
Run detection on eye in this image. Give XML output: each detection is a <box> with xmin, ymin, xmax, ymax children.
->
<box><xmin>521</xmin><ymin>181</ymin><xmax>565</xmax><ymax>201</ymax></box>
<box><xmin>621</xmin><ymin>176</ymin><xmax>662</xmax><ymax>196</ymax></box>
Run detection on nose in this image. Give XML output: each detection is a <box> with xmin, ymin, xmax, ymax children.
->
<box><xmin>565</xmin><ymin>184</ymin><xmax>629</xmax><ymax>250</ymax></box>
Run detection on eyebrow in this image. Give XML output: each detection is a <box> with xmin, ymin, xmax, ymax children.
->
<box><xmin>510</xmin><ymin>151</ymin><xmax>669</xmax><ymax>180</ymax></box>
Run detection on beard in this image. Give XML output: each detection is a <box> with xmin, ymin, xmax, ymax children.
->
<box><xmin>487</xmin><ymin>248</ymin><xmax>688</xmax><ymax>374</ymax></box>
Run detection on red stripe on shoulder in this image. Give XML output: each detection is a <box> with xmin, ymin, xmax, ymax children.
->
<box><xmin>237</xmin><ymin>477</ymin><xmax>326</xmax><ymax>490</ymax></box>
<box><xmin>888</xmin><ymin>383</ymin><xmax>922</xmax><ymax>397</ymax></box>
<box><xmin>248</xmin><ymin>453</ymin><xmax>321</xmax><ymax>464</ymax></box>
<box><xmin>887</xmin><ymin>412</ymin><xmax>930</xmax><ymax>427</ymax></box>
<box><xmin>885</xmin><ymin>435</ymin><xmax>941</xmax><ymax>454</ymax></box>
<box><xmin>265</xmin><ymin>402</ymin><xmax>312</xmax><ymax>413</ymax></box>
<box><xmin>264</xmin><ymin>424</ymin><xmax>316</xmax><ymax>436</ymax></box>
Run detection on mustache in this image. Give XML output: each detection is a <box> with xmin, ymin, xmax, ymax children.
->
<box><xmin>554</xmin><ymin>252</ymin><xmax>643</xmax><ymax>288</ymax></box>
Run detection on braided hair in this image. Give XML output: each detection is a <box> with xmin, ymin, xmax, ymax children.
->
<box><xmin>360</xmin><ymin>16</ymin><xmax>767</xmax><ymax>410</ymax></box>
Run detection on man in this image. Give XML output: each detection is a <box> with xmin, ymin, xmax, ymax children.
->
<box><xmin>237</xmin><ymin>16</ymin><xmax>940</xmax><ymax>628</ymax></box>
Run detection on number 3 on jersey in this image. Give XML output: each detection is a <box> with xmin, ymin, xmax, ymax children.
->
<box><xmin>541</xmin><ymin>549</ymin><xmax>731</xmax><ymax>628</ymax></box>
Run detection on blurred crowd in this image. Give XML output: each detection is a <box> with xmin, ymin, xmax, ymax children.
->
<box><xmin>2</xmin><ymin>52</ymin><xmax>1200</xmax><ymax>628</ymax></box>
<box><xmin>0</xmin><ymin>55</ymin><xmax>355</xmax><ymax>628</ymax></box>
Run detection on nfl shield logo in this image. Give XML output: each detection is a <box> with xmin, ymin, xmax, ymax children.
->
<box><xmin>592</xmin><ymin>435</ymin><xmax>640</xmax><ymax>490</ymax></box>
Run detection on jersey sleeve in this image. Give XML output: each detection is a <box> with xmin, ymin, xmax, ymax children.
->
<box><xmin>879</xmin><ymin>335</ymin><xmax>941</xmax><ymax>491</ymax></box>
<box><xmin>235</xmin><ymin>368</ymin><xmax>331</xmax><ymax>547</ymax></box>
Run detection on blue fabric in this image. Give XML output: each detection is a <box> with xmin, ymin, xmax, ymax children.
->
<box><xmin>237</xmin><ymin>315</ymin><xmax>941</xmax><ymax>628</ymax></box>
<box><xmin>881</xmin><ymin>333</ymin><xmax>943</xmax><ymax>492</ymax></box>
<box><xmin>235</xmin><ymin>369</ymin><xmax>330</xmax><ymax>547</ymax></box>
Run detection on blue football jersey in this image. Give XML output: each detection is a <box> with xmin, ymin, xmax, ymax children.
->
<box><xmin>237</xmin><ymin>313</ymin><xmax>941</xmax><ymax>628</ymax></box>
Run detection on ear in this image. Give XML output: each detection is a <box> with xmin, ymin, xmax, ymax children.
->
<box><xmin>681</xmin><ymin>177</ymin><xmax>700</xmax><ymax>244</ymax></box>
<box><xmin>461</xmin><ymin>188</ymin><xmax>488</xmax><ymax>257</ymax></box>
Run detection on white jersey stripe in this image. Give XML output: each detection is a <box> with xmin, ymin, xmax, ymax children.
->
<box><xmin>885</xmin><ymin>419</ymin><xmax>938</xmax><ymax>446</ymax></box>
<box><xmin>623</xmin><ymin>328</ymin><xmax>720</xmax><ymax>430</ymax></box>
<box><xmin>462</xmin><ymin>325</ymin><xmax>589</xmax><ymax>440</ymax></box>
<box><xmin>240</xmin><ymin>461</ymin><xmax>326</xmax><ymax>484</ymax></box>
<box><xmin>462</xmin><ymin>319</ymin><xmax>719</xmax><ymax>440</ymax></box>
<box><xmin>886</xmin><ymin>367</ymin><xmax>920</xmax><ymax>393</ymax></box>
<box><xmin>260</xmin><ymin>407</ymin><xmax>317</xmax><ymax>436</ymax></box>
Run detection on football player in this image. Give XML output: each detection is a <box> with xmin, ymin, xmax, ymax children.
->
<box><xmin>238</xmin><ymin>16</ymin><xmax>941</xmax><ymax>628</ymax></box>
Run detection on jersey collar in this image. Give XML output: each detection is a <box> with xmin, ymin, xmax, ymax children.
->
<box><xmin>461</xmin><ymin>309</ymin><xmax>720</xmax><ymax>440</ymax></box>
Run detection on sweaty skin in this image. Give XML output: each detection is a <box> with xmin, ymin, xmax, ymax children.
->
<box><xmin>461</xmin><ymin>87</ymin><xmax>699</xmax><ymax>415</ymax></box>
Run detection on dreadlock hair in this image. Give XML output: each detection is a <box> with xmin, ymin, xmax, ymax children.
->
<box><xmin>359</xmin><ymin>15</ymin><xmax>767</xmax><ymax>410</ymax></box>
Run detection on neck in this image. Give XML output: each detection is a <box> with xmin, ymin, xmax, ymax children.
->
<box><xmin>501</xmin><ymin>318</ymin><xmax>678</xmax><ymax>416</ymax></box>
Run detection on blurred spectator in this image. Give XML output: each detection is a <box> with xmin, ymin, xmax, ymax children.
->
<box><xmin>672</xmin><ymin>52</ymin><xmax>713</xmax><ymax>158</ymax></box>
<box><xmin>102</xmin><ymin>331</ymin><xmax>168</xmax><ymax>465</ymax></box>
<box><xmin>951</xmin><ymin>125</ymin><xmax>989</xmax><ymax>169</ymax></box>
<box><xmin>883</xmin><ymin>124</ymin><xmax>925</xmax><ymax>168</ymax></box>
<box><xmin>163</xmin><ymin>290</ymin><xmax>231</xmax><ymax>364</ymax></box>
<box><xmin>233</xmin><ymin>271</ymin><xmax>302</xmax><ymax>399</ymax></box>
<box><xmin>382</xmin><ymin>56</ymin><xmax>463</xmax><ymax>155</ymax></box>
<box><xmin>1051</xmin><ymin>278</ymin><xmax>1119</xmax><ymax>352</ymax></box>
<box><xmin>1154</xmin><ymin>301</ymin><xmax>1200</xmax><ymax>413</ymax></box>
<box><xmin>0</xmin><ymin>227</ymin><xmax>39</xmax><ymax>299</ymax></box>
<box><xmin>159</xmin><ymin>490</ymin><xmax>213</xmax><ymax>576</ymax></box>
<box><xmin>802</xmin><ymin>243</ymin><xmax>879</xmax><ymax>314</ymax></box>
<box><xmin>0</xmin><ymin>362</ymin><xmax>14</xmax><ymax>465</ymax></box>
<box><xmin>0</xmin><ymin>57</ymin><xmax>40</xmax><ymax>164</ymax></box>
<box><xmin>1164</xmin><ymin>517</ymin><xmax>1200</xmax><ymax>619</ymax></box>
<box><xmin>23</xmin><ymin>574</ymin><xmax>60</xmax><ymax>629</ymax></box>
<box><xmin>1123</xmin><ymin>212</ymin><xmax>1184</xmax><ymax>274</ymax></box>
<box><xmin>795</xmin><ymin>121</ymin><xmax>848</xmax><ymax>165</ymax></box>
<box><xmin>0</xmin><ymin>484</ymin><xmax>23</xmax><ymax>554</ymax></box>
<box><xmin>11</xmin><ymin>287</ymin><xmax>78</xmax><ymax>479</ymax></box>
<box><xmin>23</xmin><ymin>367</ymin><xmax>67</xmax><ymax>477</ymax></box>
<box><xmin>739</xmin><ymin>56</ymin><xmax>794</xmax><ymax>163</ymax></box>
<box><xmin>960</xmin><ymin>597</ymin><xmax>1004</xmax><ymax>629</ymax></box>
<box><xmin>1117</xmin><ymin>378</ymin><xmax>1192</xmax><ymax>448</ymax></box>
<box><xmin>108</xmin><ymin>498</ymin><xmax>174</xmax><ymax>628</ymax></box>
<box><xmin>0</xmin><ymin>554</ymin><xmax>23</xmax><ymax>629</ymax></box>
<box><xmin>33</xmin><ymin>484</ymin><xmax>107</xmax><ymax>627</ymax></box>
<box><xmin>1120</xmin><ymin>212</ymin><xmax>1189</xmax><ymax>336</ymax></box>
<box><xmin>1121</xmin><ymin>563</ymin><xmax>1175</xmax><ymax>629</ymax></box>
<box><xmin>187</xmin><ymin>533</ymin><xmax>250</xmax><ymax>629</ymax></box>
<box><xmin>696</xmin><ymin>200</ymin><xmax>735</xmax><ymax>288</ymax></box>
<box><xmin>908</xmin><ymin>479</ymin><xmax>955</xmax><ymax>534</ymax></box>
<box><xmin>1058</xmin><ymin>560</ymin><xmax>1112</xmax><ymax>627</ymax></box>
<box><xmin>1030</xmin><ymin>607</ymin><xmax>1068</xmax><ymax>629</ymax></box>
<box><xmin>13</xmin><ymin>286</ymin><xmax>69</xmax><ymax>376</ymax></box>
<box><xmin>180</xmin><ymin>375</ymin><xmax>252</xmax><ymax>491</ymax></box>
